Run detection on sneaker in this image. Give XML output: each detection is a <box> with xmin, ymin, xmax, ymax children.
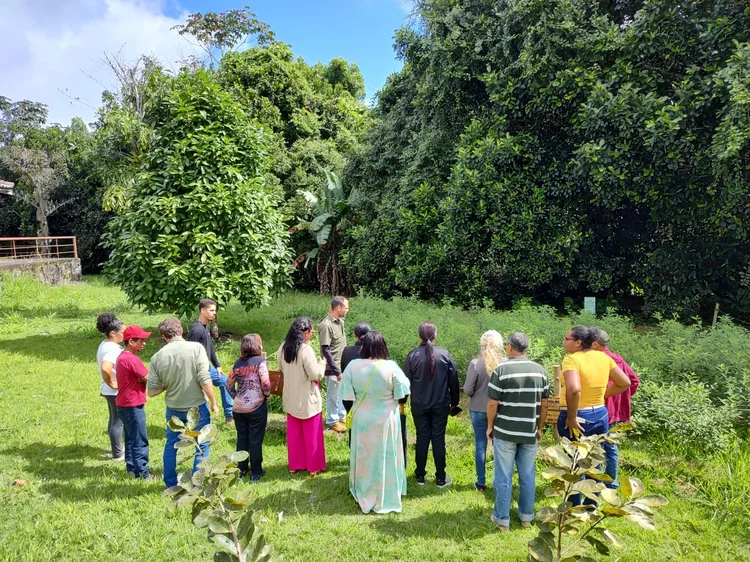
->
<box><xmin>250</xmin><ymin>471</ymin><xmax>266</xmax><ymax>482</ymax></box>
<box><xmin>327</xmin><ymin>422</ymin><xmax>346</xmax><ymax>433</ymax></box>
<box><xmin>415</xmin><ymin>475</ymin><xmax>425</xmax><ymax>485</ymax></box>
<box><xmin>490</xmin><ymin>514</ymin><xmax>509</xmax><ymax>532</ymax></box>
<box><xmin>436</xmin><ymin>476</ymin><xmax>452</xmax><ymax>488</ymax></box>
<box><xmin>474</xmin><ymin>482</ymin><xmax>486</xmax><ymax>493</ymax></box>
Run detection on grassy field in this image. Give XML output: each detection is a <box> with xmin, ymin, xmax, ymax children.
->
<box><xmin>0</xmin><ymin>276</ymin><xmax>748</xmax><ymax>562</ymax></box>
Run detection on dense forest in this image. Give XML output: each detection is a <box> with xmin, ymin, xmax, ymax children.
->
<box><xmin>2</xmin><ymin>0</ymin><xmax>750</xmax><ymax>319</ymax></box>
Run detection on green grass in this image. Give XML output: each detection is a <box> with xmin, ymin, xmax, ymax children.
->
<box><xmin>0</xmin><ymin>275</ymin><xmax>748</xmax><ymax>561</ymax></box>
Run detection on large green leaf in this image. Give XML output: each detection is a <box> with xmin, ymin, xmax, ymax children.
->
<box><xmin>636</xmin><ymin>495</ymin><xmax>669</xmax><ymax>506</ymax></box>
<box><xmin>187</xmin><ymin>407</ymin><xmax>200</xmax><ymax>431</ymax></box>
<box><xmin>528</xmin><ymin>537</ymin><xmax>553</xmax><ymax>562</ymax></box>
<box><xmin>310</xmin><ymin>212</ymin><xmax>333</xmax><ymax>232</ymax></box>
<box><xmin>316</xmin><ymin>223</ymin><xmax>332</xmax><ymax>246</ymax></box>
<box><xmin>197</xmin><ymin>424</ymin><xmax>217</xmax><ymax>445</ymax></box>
<box><xmin>544</xmin><ymin>445</ymin><xmax>573</xmax><ymax>468</ymax></box>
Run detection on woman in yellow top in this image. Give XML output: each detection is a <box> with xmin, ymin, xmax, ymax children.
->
<box><xmin>558</xmin><ymin>326</ymin><xmax>630</xmax><ymax>439</ymax></box>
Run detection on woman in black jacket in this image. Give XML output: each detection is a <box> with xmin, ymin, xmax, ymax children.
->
<box><xmin>403</xmin><ymin>321</ymin><xmax>459</xmax><ymax>487</ymax></box>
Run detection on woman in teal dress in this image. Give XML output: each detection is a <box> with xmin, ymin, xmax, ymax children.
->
<box><xmin>341</xmin><ymin>330</ymin><xmax>411</xmax><ymax>514</ymax></box>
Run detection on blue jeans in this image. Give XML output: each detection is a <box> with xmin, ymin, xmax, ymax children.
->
<box><xmin>492</xmin><ymin>438</ymin><xmax>538</xmax><ymax>527</ymax></box>
<box><xmin>210</xmin><ymin>366</ymin><xmax>233</xmax><ymax>421</ymax></box>
<box><xmin>324</xmin><ymin>376</ymin><xmax>346</xmax><ymax>426</ymax></box>
<box><xmin>163</xmin><ymin>403</ymin><xmax>211</xmax><ymax>488</ymax></box>
<box><xmin>557</xmin><ymin>406</ymin><xmax>609</xmax><ymax>504</ymax></box>
<box><xmin>118</xmin><ymin>405</ymin><xmax>150</xmax><ymax>478</ymax></box>
<box><xmin>469</xmin><ymin>410</ymin><xmax>488</xmax><ymax>486</ymax></box>
<box><xmin>602</xmin><ymin>422</ymin><xmax>619</xmax><ymax>489</ymax></box>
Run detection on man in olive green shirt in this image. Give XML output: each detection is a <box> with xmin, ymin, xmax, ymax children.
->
<box><xmin>319</xmin><ymin>296</ymin><xmax>349</xmax><ymax>431</ymax></box>
<box><xmin>147</xmin><ymin>317</ymin><xmax>219</xmax><ymax>487</ymax></box>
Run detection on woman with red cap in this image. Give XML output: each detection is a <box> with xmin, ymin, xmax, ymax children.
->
<box><xmin>116</xmin><ymin>325</ymin><xmax>153</xmax><ymax>479</ymax></box>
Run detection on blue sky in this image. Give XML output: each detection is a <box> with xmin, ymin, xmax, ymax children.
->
<box><xmin>2</xmin><ymin>0</ymin><xmax>412</xmax><ymax>125</ymax></box>
<box><xmin>168</xmin><ymin>0</ymin><xmax>411</xmax><ymax>101</ymax></box>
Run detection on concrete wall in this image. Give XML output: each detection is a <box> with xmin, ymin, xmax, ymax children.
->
<box><xmin>0</xmin><ymin>258</ymin><xmax>82</xmax><ymax>284</ymax></box>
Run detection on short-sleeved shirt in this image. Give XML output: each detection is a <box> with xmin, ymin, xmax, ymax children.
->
<box><xmin>560</xmin><ymin>350</ymin><xmax>617</xmax><ymax>408</ymax></box>
<box><xmin>147</xmin><ymin>337</ymin><xmax>211</xmax><ymax>411</ymax></box>
<box><xmin>97</xmin><ymin>340</ymin><xmax>122</xmax><ymax>396</ymax></box>
<box><xmin>318</xmin><ymin>313</ymin><xmax>346</xmax><ymax>370</ymax></box>
<box><xmin>115</xmin><ymin>351</ymin><xmax>149</xmax><ymax>408</ymax></box>
<box><xmin>487</xmin><ymin>356</ymin><xmax>550</xmax><ymax>444</ymax></box>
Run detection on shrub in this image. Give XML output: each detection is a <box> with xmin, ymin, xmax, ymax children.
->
<box><xmin>633</xmin><ymin>381</ymin><xmax>736</xmax><ymax>451</ymax></box>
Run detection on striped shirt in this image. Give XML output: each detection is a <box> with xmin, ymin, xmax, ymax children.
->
<box><xmin>488</xmin><ymin>356</ymin><xmax>550</xmax><ymax>444</ymax></box>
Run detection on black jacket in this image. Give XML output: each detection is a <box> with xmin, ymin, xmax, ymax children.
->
<box><xmin>341</xmin><ymin>342</ymin><xmax>363</xmax><ymax>374</ymax></box>
<box><xmin>403</xmin><ymin>343</ymin><xmax>459</xmax><ymax>410</ymax></box>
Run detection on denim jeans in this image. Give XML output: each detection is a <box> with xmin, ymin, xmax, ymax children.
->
<box><xmin>234</xmin><ymin>401</ymin><xmax>267</xmax><ymax>476</ymax></box>
<box><xmin>492</xmin><ymin>438</ymin><xmax>538</xmax><ymax>527</ymax></box>
<box><xmin>602</xmin><ymin>422</ymin><xmax>619</xmax><ymax>489</ymax></box>
<box><xmin>469</xmin><ymin>410</ymin><xmax>488</xmax><ymax>487</ymax></box>
<box><xmin>324</xmin><ymin>376</ymin><xmax>346</xmax><ymax>426</ymax></box>
<box><xmin>210</xmin><ymin>366</ymin><xmax>233</xmax><ymax>421</ymax></box>
<box><xmin>118</xmin><ymin>405</ymin><xmax>150</xmax><ymax>478</ymax></box>
<box><xmin>163</xmin><ymin>403</ymin><xmax>211</xmax><ymax>488</ymax></box>
<box><xmin>103</xmin><ymin>395</ymin><xmax>123</xmax><ymax>459</ymax></box>
<box><xmin>412</xmin><ymin>404</ymin><xmax>450</xmax><ymax>481</ymax></box>
<box><xmin>557</xmin><ymin>406</ymin><xmax>609</xmax><ymax>504</ymax></box>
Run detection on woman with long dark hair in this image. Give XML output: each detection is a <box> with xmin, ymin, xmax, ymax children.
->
<box><xmin>559</xmin><ymin>326</ymin><xmax>630</xmax><ymax>504</ymax></box>
<box><xmin>96</xmin><ymin>312</ymin><xmax>125</xmax><ymax>460</ymax></box>
<box><xmin>403</xmin><ymin>322</ymin><xmax>459</xmax><ymax>487</ymax></box>
<box><xmin>558</xmin><ymin>326</ymin><xmax>630</xmax><ymax>439</ymax></box>
<box><xmin>228</xmin><ymin>334</ymin><xmax>270</xmax><ymax>481</ymax></box>
<box><xmin>278</xmin><ymin>317</ymin><xmax>327</xmax><ymax>475</ymax></box>
<box><xmin>341</xmin><ymin>331</ymin><xmax>411</xmax><ymax>513</ymax></box>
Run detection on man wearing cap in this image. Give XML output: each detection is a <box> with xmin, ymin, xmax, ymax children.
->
<box><xmin>148</xmin><ymin>318</ymin><xmax>219</xmax><ymax>488</ymax></box>
<box><xmin>591</xmin><ymin>328</ymin><xmax>640</xmax><ymax>488</ymax></box>
<box><xmin>115</xmin><ymin>325</ymin><xmax>153</xmax><ymax>479</ymax></box>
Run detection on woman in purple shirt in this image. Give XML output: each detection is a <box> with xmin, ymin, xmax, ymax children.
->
<box><xmin>227</xmin><ymin>334</ymin><xmax>271</xmax><ymax>481</ymax></box>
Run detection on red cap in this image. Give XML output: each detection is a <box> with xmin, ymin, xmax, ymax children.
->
<box><xmin>123</xmin><ymin>325</ymin><xmax>152</xmax><ymax>340</ymax></box>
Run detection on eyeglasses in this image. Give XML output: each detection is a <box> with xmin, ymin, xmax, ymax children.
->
<box><xmin>563</xmin><ymin>336</ymin><xmax>576</xmax><ymax>341</ymax></box>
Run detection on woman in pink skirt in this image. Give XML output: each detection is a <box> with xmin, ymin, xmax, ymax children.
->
<box><xmin>278</xmin><ymin>317</ymin><xmax>327</xmax><ymax>475</ymax></box>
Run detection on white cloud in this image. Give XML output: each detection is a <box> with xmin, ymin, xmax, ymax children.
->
<box><xmin>0</xmin><ymin>0</ymin><xmax>202</xmax><ymax>126</ymax></box>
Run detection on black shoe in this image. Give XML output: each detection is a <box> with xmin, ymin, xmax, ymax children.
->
<box><xmin>436</xmin><ymin>476</ymin><xmax>452</xmax><ymax>488</ymax></box>
<box><xmin>250</xmin><ymin>471</ymin><xmax>266</xmax><ymax>482</ymax></box>
<box><xmin>415</xmin><ymin>475</ymin><xmax>425</xmax><ymax>486</ymax></box>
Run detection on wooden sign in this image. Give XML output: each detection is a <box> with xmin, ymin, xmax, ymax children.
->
<box><xmin>544</xmin><ymin>364</ymin><xmax>561</xmax><ymax>425</ymax></box>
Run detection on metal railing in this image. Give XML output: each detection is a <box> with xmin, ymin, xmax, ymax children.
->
<box><xmin>0</xmin><ymin>236</ymin><xmax>78</xmax><ymax>261</ymax></box>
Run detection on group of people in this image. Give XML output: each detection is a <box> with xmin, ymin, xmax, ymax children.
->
<box><xmin>95</xmin><ymin>296</ymin><xmax>639</xmax><ymax>526</ymax></box>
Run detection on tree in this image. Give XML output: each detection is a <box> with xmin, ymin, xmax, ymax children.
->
<box><xmin>104</xmin><ymin>70</ymin><xmax>291</xmax><ymax>315</ymax></box>
<box><xmin>293</xmin><ymin>171</ymin><xmax>356</xmax><ymax>294</ymax></box>
<box><xmin>2</xmin><ymin>143</ymin><xmax>69</xmax><ymax>238</ymax></box>
<box><xmin>173</xmin><ymin>5</ymin><xmax>276</xmax><ymax>66</ymax></box>
<box><xmin>345</xmin><ymin>0</ymin><xmax>750</xmax><ymax>316</ymax></box>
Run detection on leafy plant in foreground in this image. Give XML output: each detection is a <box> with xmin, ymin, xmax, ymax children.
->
<box><xmin>529</xmin><ymin>426</ymin><xmax>667</xmax><ymax>562</ymax></box>
<box><xmin>164</xmin><ymin>407</ymin><xmax>276</xmax><ymax>562</ymax></box>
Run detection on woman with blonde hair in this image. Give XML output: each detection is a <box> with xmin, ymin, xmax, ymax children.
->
<box><xmin>463</xmin><ymin>330</ymin><xmax>505</xmax><ymax>492</ymax></box>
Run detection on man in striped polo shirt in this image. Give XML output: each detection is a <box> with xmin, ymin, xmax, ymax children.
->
<box><xmin>486</xmin><ymin>332</ymin><xmax>549</xmax><ymax>531</ymax></box>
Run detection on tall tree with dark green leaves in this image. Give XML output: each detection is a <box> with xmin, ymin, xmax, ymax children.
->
<box><xmin>104</xmin><ymin>70</ymin><xmax>291</xmax><ymax>314</ymax></box>
<box><xmin>346</xmin><ymin>0</ymin><xmax>750</xmax><ymax>316</ymax></box>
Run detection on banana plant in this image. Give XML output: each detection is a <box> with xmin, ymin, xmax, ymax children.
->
<box><xmin>293</xmin><ymin>170</ymin><xmax>357</xmax><ymax>294</ymax></box>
